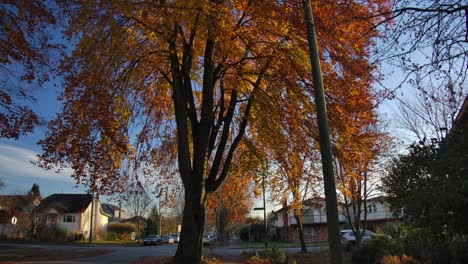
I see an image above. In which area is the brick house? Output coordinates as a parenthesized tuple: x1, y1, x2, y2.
(273, 197, 346, 242)
(273, 196, 399, 242)
(347, 196, 401, 233)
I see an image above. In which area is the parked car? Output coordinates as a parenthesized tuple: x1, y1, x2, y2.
(203, 234, 213, 245)
(340, 229, 376, 251)
(143, 234, 162, 246)
(171, 233, 180, 243)
(162, 235, 175, 244)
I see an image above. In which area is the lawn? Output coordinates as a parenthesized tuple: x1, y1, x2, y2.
(238, 241, 328, 249)
(74, 239, 144, 246)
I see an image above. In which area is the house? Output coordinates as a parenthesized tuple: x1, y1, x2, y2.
(0, 189, 42, 239)
(274, 197, 347, 242)
(273, 196, 399, 242)
(38, 194, 111, 239)
(102, 203, 126, 222)
(451, 95, 468, 133)
(352, 196, 401, 232)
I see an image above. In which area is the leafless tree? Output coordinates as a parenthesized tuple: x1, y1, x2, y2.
(395, 81, 465, 142)
(360, 0, 468, 143)
(121, 183, 152, 243)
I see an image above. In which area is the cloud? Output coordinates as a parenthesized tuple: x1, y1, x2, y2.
(0, 143, 76, 190)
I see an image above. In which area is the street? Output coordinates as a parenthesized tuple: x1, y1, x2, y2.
(0, 243, 328, 263)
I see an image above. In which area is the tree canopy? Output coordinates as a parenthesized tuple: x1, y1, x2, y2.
(36, 1, 391, 262)
(0, 1, 58, 139)
(382, 123, 468, 237)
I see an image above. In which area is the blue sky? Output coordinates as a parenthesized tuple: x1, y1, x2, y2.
(0, 77, 89, 196)
(0, 66, 405, 214)
(0, 7, 452, 208)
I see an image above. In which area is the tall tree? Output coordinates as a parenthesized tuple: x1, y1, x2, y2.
(122, 183, 152, 243)
(251, 82, 321, 253)
(396, 82, 464, 143)
(37, 1, 390, 262)
(372, 1, 468, 143)
(376, 1, 467, 90)
(0, 1, 57, 139)
(207, 144, 257, 245)
(334, 121, 390, 248)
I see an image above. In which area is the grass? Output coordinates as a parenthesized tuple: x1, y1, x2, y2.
(74, 239, 144, 246)
(238, 240, 328, 249)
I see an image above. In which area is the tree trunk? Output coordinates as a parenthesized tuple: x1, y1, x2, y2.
(216, 206, 228, 246)
(174, 186, 207, 264)
(294, 215, 308, 253)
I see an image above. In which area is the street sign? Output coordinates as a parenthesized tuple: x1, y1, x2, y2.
(253, 207, 264, 210)
(11, 216, 17, 225)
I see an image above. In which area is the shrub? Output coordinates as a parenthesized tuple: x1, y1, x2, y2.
(351, 245, 377, 264)
(396, 226, 468, 264)
(372, 234, 405, 256)
(53, 227, 68, 241)
(240, 224, 267, 242)
(243, 247, 287, 264)
(37, 224, 68, 241)
(107, 222, 137, 240)
(448, 241, 468, 264)
(381, 255, 419, 264)
(261, 247, 287, 264)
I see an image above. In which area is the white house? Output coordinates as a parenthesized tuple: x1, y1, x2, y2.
(39, 194, 111, 239)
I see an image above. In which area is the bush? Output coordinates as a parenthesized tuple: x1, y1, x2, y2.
(239, 224, 267, 242)
(394, 226, 468, 264)
(36, 224, 68, 241)
(107, 222, 137, 240)
(351, 245, 377, 264)
(448, 241, 468, 264)
(372, 235, 405, 256)
(381, 255, 419, 264)
(261, 247, 287, 264)
(52, 227, 67, 241)
(66, 231, 84, 241)
(244, 247, 287, 264)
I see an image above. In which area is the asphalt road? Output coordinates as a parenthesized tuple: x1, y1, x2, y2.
(2, 243, 327, 264)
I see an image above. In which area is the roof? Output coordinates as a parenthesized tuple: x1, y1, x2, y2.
(123, 215, 147, 222)
(39, 194, 93, 214)
(452, 95, 468, 132)
(0, 195, 29, 210)
(102, 203, 124, 217)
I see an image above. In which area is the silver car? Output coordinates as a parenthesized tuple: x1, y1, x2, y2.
(143, 234, 162, 246)
(161, 235, 175, 244)
(340, 229, 376, 251)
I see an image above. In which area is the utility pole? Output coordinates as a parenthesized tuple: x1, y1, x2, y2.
(89, 191, 94, 244)
(303, 1, 343, 263)
(262, 173, 267, 249)
(159, 199, 162, 236)
(254, 174, 268, 249)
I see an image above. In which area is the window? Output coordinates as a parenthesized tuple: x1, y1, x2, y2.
(367, 204, 377, 213)
(63, 215, 75, 223)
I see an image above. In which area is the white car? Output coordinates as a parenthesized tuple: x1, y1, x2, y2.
(340, 229, 376, 251)
(203, 234, 213, 245)
(161, 235, 175, 244)
(171, 233, 180, 243)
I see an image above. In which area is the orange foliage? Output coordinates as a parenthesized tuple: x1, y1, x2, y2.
(0, 1, 58, 139)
